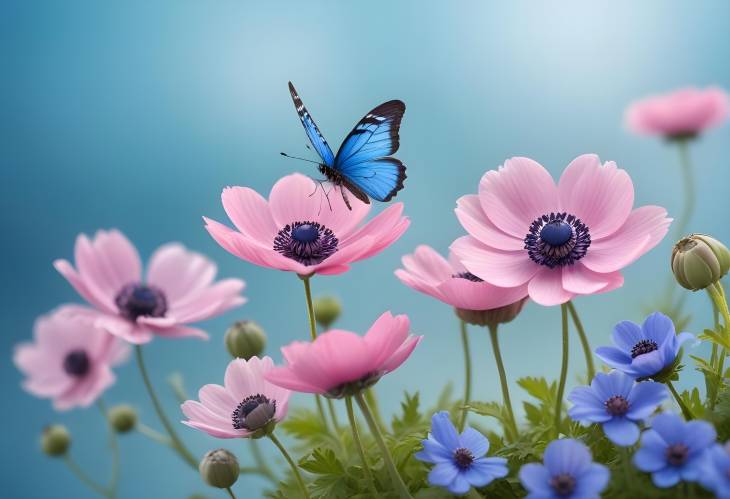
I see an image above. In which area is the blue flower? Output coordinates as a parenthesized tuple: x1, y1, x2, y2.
(568, 370, 667, 446)
(699, 442, 730, 498)
(415, 411, 508, 495)
(595, 312, 694, 379)
(519, 438, 609, 499)
(633, 412, 716, 488)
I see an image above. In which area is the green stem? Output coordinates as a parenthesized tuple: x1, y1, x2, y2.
(97, 399, 119, 498)
(554, 304, 570, 438)
(268, 433, 310, 499)
(64, 455, 113, 498)
(487, 324, 518, 439)
(249, 438, 277, 483)
(667, 381, 693, 420)
(225, 487, 236, 499)
(326, 398, 341, 432)
(708, 282, 730, 382)
(136, 422, 173, 446)
(354, 392, 413, 499)
(134, 346, 197, 469)
(458, 320, 472, 432)
(364, 387, 387, 432)
(566, 301, 595, 381)
(345, 397, 378, 497)
(674, 139, 695, 240)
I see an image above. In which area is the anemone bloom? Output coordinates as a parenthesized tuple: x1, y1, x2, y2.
(625, 86, 729, 139)
(204, 173, 409, 276)
(415, 412, 508, 495)
(700, 442, 730, 498)
(568, 370, 667, 446)
(13, 306, 129, 411)
(395, 245, 528, 325)
(181, 356, 291, 438)
(595, 312, 694, 379)
(54, 230, 246, 344)
(264, 312, 421, 397)
(451, 155, 671, 306)
(634, 412, 716, 488)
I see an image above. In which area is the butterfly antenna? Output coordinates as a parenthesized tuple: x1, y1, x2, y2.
(280, 152, 320, 165)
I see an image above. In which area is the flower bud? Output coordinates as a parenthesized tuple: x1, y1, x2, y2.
(41, 425, 71, 456)
(199, 449, 239, 488)
(455, 298, 528, 328)
(224, 321, 266, 360)
(671, 234, 730, 291)
(108, 404, 137, 433)
(313, 296, 341, 328)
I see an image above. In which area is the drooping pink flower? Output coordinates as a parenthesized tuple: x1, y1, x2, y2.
(181, 356, 291, 438)
(203, 173, 409, 276)
(265, 311, 421, 397)
(14, 305, 129, 411)
(625, 86, 729, 138)
(451, 155, 671, 306)
(54, 230, 246, 344)
(395, 245, 528, 310)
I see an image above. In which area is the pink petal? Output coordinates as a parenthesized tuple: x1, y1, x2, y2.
(198, 384, 237, 417)
(381, 335, 422, 373)
(479, 157, 559, 238)
(450, 236, 539, 287)
(96, 315, 154, 344)
(182, 420, 244, 439)
(268, 173, 370, 237)
(558, 155, 634, 239)
(75, 230, 141, 304)
(224, 358, 255, 400)
(146, 244, 218, 303)
(311, 331, 374, 387)
(527, 268, 574, 306)
(437, 279, 529, 310)
(364, 312, 411, 369)
(394, 269, 445, 303)
(221, 186, 278, 242)
(264, 367, 325, 394)
(581, 206, 671, 274)
(455, 195, 524, 251)
(311, 235, 376, 271)
(400, 245, 453, 285)
(150, 325, 209, 340)
(341, 203, 409, 256)
(53, 259, 117, 313)
(181, 400, 233, 428)
(165, 278, 245, 323)
(562, 263, 613, 294)
(54, 367, 115, 410)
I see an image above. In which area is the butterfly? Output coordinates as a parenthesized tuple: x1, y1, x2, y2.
(287, 81, 407, 210)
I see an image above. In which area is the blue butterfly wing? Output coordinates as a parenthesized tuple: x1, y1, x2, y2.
(288, 82, 335, 166)
(334, 100, 407, 202)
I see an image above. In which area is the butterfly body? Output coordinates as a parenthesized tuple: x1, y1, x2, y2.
(288, 81, 407, 210)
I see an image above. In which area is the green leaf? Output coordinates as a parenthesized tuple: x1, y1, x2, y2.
(280, 408, 329, 440)
(299, 447, 344, 475)
(391, 392, 422, 435)
(699, 327, 730, 350)
(517, 377, 556, 405)
(680, 388, 705, 418)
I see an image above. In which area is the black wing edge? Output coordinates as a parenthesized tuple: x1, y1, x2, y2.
(379, 157, 407, 202)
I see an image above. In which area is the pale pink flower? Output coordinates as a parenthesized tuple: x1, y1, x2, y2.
(181, 356, 290, 438)
(14, 305, 129, 411)
(203, 173, 409, 276)
(626, 86, 729, 138)
(54, 229, 246, 344)
(265, 311, 421, 397)
(451, 155, 671, 306)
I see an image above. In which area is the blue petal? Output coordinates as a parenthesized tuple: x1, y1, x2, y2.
(681, 420, 717, 454)
(651, 467, 681, 488)
(463, 459, 504, 487)
(642, 312, 674, 344)
(602, 418, 640, 446)
(650, 412, 684, 444)
(631, 350, 665, 378)
(447, 473, 471, 496)
(676, 331, 696, 348)
(543, 439, 591, 476)
(574, 463, 610, 496)
(459, 427, 489, 457)
(634, 438, 667, 472)
(568, 404, 612, 423)
(568, 385, 604, 407)
(416, 437, 453, 463)
(430, 411, 460, 450)
(606, 369, 634, 398)
(428, 462, 459, 487)
(612, 320, 644, 351)
(626, 381, 668, 420)
(595, 346, 632, 370)
(588, 372, 615, 401)
(519, 463, 553, 494)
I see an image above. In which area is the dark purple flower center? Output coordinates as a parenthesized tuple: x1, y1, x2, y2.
(452, 272, 484, 283)
(115, 283, 167, 321)
(666, 444, 689, 466)
(452, 447, 474, 469)
(525, 213, 591, 268)
(63, 349, 90, 377)
(549, 473, 577, 496)
(273, 221, 338, 266)
(631, 339, 658, 358)
(232, 394, 276, 431)
(605, 395, 630, 416)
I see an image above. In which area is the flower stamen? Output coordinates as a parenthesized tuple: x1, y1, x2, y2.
(524, 213, 591, 268)
(273, 221, 338, 266)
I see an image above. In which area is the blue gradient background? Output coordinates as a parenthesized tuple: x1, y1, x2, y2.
(3, 1, 730, 497)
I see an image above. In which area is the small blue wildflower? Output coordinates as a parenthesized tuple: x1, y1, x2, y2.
(415, 411, 508, 495)
(568, 370, 667, 446)
(633, 412, 716, 488)
(595, 312, 694, 379)
(519, 438, 609, 499)
(699, 442, 730, 498)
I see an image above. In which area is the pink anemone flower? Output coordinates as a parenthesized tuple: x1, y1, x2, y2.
(265, 311, 421, 398)
(54, 229, 246, 344)
(395, 245, 528, 326)
(625, 86, 729, 138)
(451, 155, 671, 307)
(203, 173, 409, 276)
(13, 305, 129, 411)
(181, 356, 291, 438)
